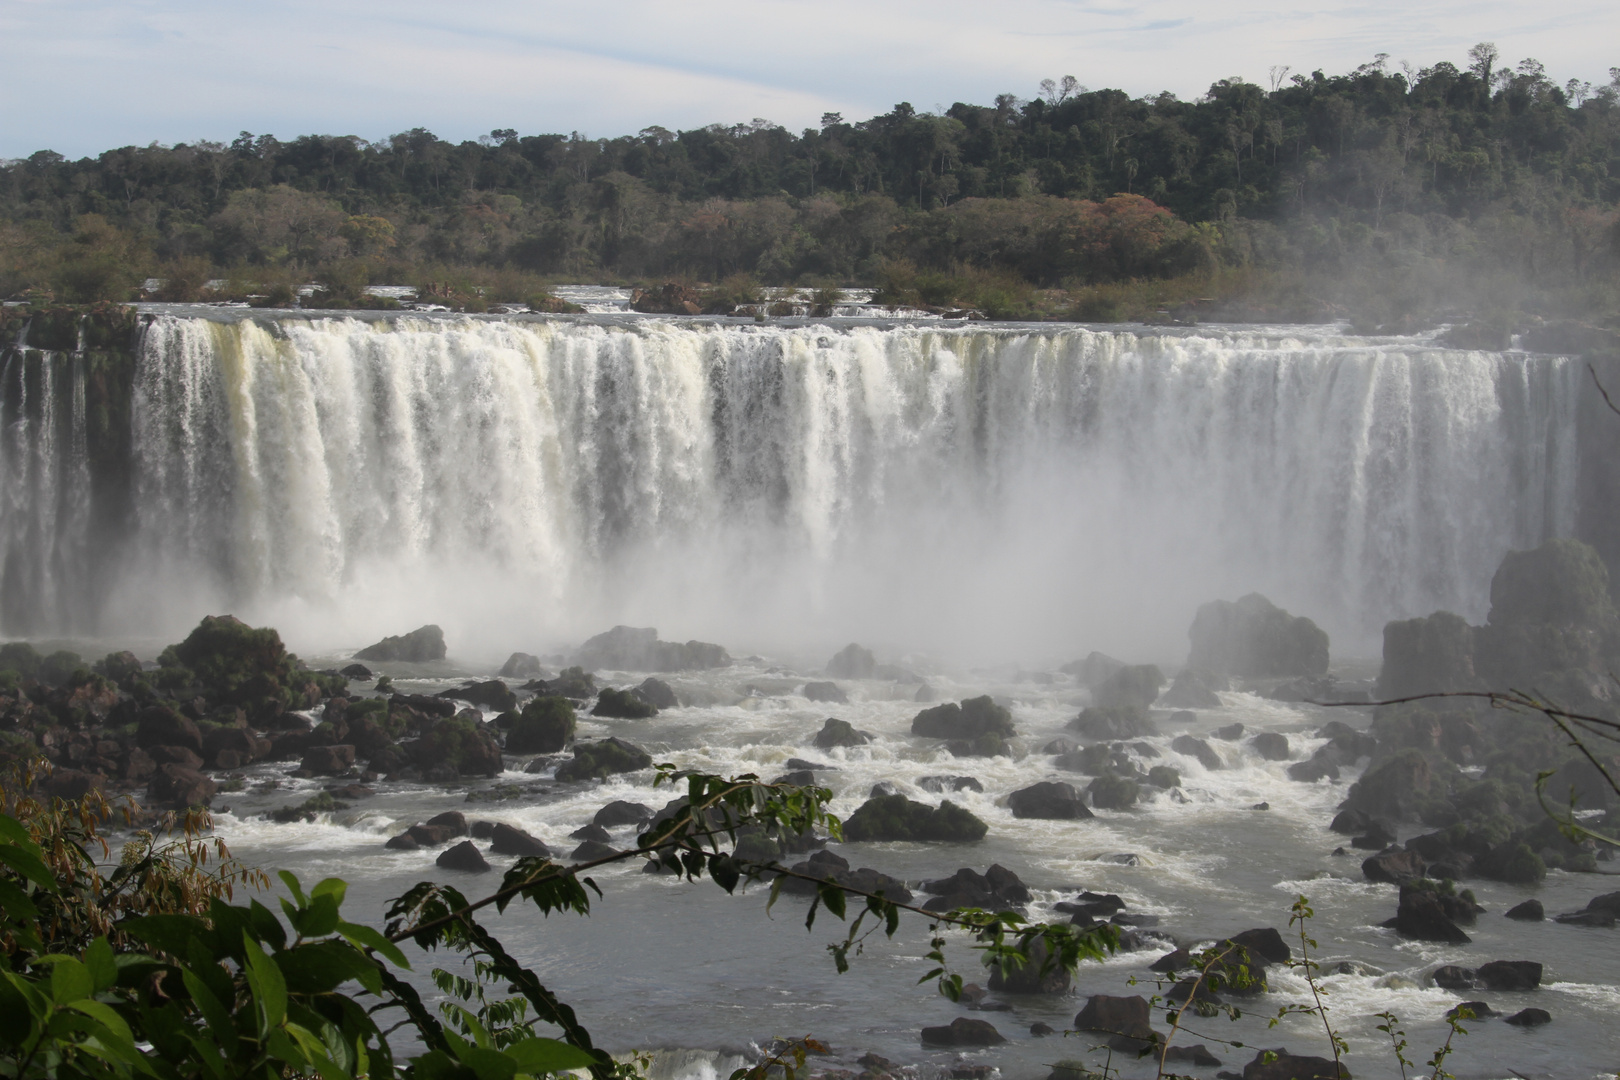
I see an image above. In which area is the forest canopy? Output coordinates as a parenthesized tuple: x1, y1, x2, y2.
(3, 47, 1619, 324)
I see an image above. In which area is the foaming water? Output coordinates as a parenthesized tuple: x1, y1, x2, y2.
(1, 313, 1581, 658)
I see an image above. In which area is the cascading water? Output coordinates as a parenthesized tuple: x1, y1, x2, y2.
(0, 311, 1584, 657)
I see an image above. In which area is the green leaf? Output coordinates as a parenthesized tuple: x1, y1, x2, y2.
(244, 933, 289, 1032)
(48, 957, 94, 1004)
(67, 998, 136, 1047)
(84, 937, 117, 992)
(249, 900, 288, 951)
(337, 920, 410, 969)
(708, 855, 741, 894)
(124, 914, 205, 958)
(293, 893, 342, 938)
(505, 1036, 600, 1073)
(182, 967, 240, 1057)
(816, 880, 847, 921)
(311, 877, 348, 908)
(278, 870, 309, 907)
(0, 843, 58, 892)
(0, 879, 38, 922)
(0, 814, 32, 846)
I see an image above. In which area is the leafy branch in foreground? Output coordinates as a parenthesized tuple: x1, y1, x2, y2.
(0, 762, 1118, 1080)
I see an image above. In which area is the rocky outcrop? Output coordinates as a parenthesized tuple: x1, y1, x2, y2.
(1061, 651, 1125, 687)
(1377, 611, 1478, 698)
(499, 652, 544, 678)
(919, 1017, 1004, 1046)
(1384, 884, 1472, 944)
(356, 624, 445, 662)
(1072, 994, 1156, 1051)
(635, 678, 678, 709)
(554, 737, 653, 782)
(826, 643, 877, 679)
(436, 840, 491, 872)
(911, 696, 1015, 741)
(813, 718, 869, 749)
(841, 795, 988, 842)
(592, 687, 658, 719)
(1238, 1050, 1348, 1080)
(1086, 774, 1139, 810)
(1092, 664, 1163, 709)
(1009, 781, 1093, 820)
(506, 696, 576, 753)
(1187, 593, 1329, 677)
(1160, 668, 1226, 708)
(1070, 706, 1154, 740)
(489, 823, 551, 858)
(802, 681, 847, 704)
(438, 680, 517, 711)
(572, 625, 730, 672)
(1170, 734, 1222, 771)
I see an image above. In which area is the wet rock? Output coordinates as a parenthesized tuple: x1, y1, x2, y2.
(1092, 664, 1163, 709)
(356, 624, 446, 663)
(1146, 765, 1181, 788)
(1188, 593, 1330, 678)
(1343, 749, 1435, 821)
(814, 718, 869, 749)
(1388, 887, 1471, 944)
(1150, 948, 1191, 972)
(869, 781, 901, 798)
(1249, 732, 1290, 761)
(499, 653, 544, 678)
(919, 1017, 1004, 1047)
(436, 840, 490, 873)
(1504, 1007, 1551, 1026)
(489, 823, 551, 857)
(1555, 891, 1620, 926)
(1163, 1045, 1222, 1067)
(469, 820, 497, 839)
(438, 680, 518, 711)
(404, 823, 458, 846)
(1448, 1000, 1494, 1019)
(413, 716, 503, 778)
(1227, 928, 1291, 965)
(1029, 1022, 1054, 1036)
(1432, 965, 1475, 989)
(1477, 960, 1541, 990)
(1505, 899, 1545, 921)
(1315, 720, 1377, 760)
(528, 667, 596, 699)
(1288, 759, 1339, 782)
(1350, 821, 1397, 849)
(136, 706, 203, 753)
(912, 696, 1015, 741)
(826, 643, 876, 679)
(555, 738, 653, 782)
(1009, 781, 1093, 819)
(1170, 734, 1222, 770)
(573, 625, 730, 672)
(635, 678, 678, 709)
(1071, 706, 1155, 740)
(570, 839, 621, 861)
(918, 775, 983, 794)
(595, 800, 654, 827)
(148, 763, 216, 808)
(203, 726, 262, 768)
(1377, 611, 1478, 698)
(570, 823, 611, 842)
(147, 745, 205, 770)
(1073, 994, 1156, 1051)
(300, 744, 356, 775)
(1086, 774, 1139, 810)
(1161, 668, 1226, 708)
(987, 937, 1070, 994)
(339, 662, 373, 680)
(841, 795, 987, 842)
(1238, 1049, 1348, 1079)
(506, 696, 576, 753)
(592, 687, 658, 719)
(803, 681, 848, 704)
(1213, 722, 1245, 740)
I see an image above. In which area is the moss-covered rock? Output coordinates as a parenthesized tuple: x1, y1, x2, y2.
(1147, 765, 1181, 788)
(1086, 774, 1140, 810)
(592, 687, 658, 719)
(813, 717, 868, 749)
(437, 680, 517, 711)
(412, 715, 502, 777)
(1488, 538, 1615, 629)
(841, 794, 988, 842)
(506, 695, 575, 753)
(355, 624, 446, 662)
(554, 737, 653, 782)
(911, 695, 1015, 740)
(1378, 611, 1478, 698)
(1070, 706, 1154, 739)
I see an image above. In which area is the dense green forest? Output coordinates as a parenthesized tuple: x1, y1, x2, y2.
(4, 45, 1619, 324)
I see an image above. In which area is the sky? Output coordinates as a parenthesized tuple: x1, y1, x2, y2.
(2, 0, 1616, 160)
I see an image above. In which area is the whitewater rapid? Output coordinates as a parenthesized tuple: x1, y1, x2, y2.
(0, 312, 1585, 660)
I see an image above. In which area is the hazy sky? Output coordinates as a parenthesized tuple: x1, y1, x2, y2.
(3, 0, 1615, 160)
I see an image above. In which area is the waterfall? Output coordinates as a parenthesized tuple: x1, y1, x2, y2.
(0, 312, 1584, 660)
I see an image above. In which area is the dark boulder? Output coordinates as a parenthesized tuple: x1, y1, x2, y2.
(136, 706, 202, 753)
(1250, 732, 1290, 761)
(384, 833, 419, 851)
(148, 764, 216, 808)
(1072, 994, 1156, 1050)
(340, 662, 373, 679)
(1071, 706, 1154, 740)
(1239, 1050, 1348, 1079)
(1187, 593, 1329, 677)
(594, 800, 654, 827)
(1432, 965, 1475, 989)
(570, 823, 611, 843)
(841, 795, 987, 842)
(635, 678, 678, 709)
(1448, 1001, 1494, 1019)
(1388, 887, 1471, 944)
(1362, 848, 1427, 885)
(439, 680, 517, 711)
(1009, 781, 1093, 820)
(1506, 899, 1545, 921)
(573, 625, 730, 672)
(1504, 1007, 1551, 1026)
(1170, 734, 1222, 770)
(1213, 722, 1245, 740)
(203, 726, 261, 768)
(919, 1017, 1004, 1047)
(499, 653, 544, 678)
(506, 696, 576, 753)
(1288, 759, 1339, 782)
(1061, 651, 1125, 687)
(1147, 765, 1181, 788)
(1487, 538, 1615, 629)
(356, 624, 445, 663)
(912, 696, 1015, 741)
(1227, 928, 1291, 965)
(1343, 749, 1436, 821)
(489, 823, 551, 858)
(1163, 1045, 1222, 1067)
(1086, 774, 1139, 810)
(1477, 960, 1541, 990)
(300, 744, 356, 775)
(813, 718, 869, 749)
(1377, 611, 1478, 699)
(529, 667, 596, 699)
(412, 716, 502, 778)
(569, 840, 621, 861)
(803, 681, 848, 704)
(826, 643, 877, 679)
(1316, 720, 1377, 760)
(436, 840, 490, 872)
(592, 687, 657, 719)
(554, 738, 653, 782)
(1150, 948, 1191, 973)
(1160, 668, 1226, 708)
(987, 937, 1070, 994)
(1092, 664, 1163, 709)
(425, 811, 469, 835)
